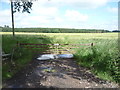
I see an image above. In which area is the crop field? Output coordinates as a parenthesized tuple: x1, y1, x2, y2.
(1, 32, 118, 39)
(1, 32, 119, 84)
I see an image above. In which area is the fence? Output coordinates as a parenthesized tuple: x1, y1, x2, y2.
(17, 42, 94, 54)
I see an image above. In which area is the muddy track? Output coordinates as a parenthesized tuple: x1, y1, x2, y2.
(2, 58, 119, 88)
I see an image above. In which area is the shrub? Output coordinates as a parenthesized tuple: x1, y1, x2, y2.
(74, 39, 120, 83)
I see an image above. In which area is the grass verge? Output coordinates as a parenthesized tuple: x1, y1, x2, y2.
(2, 35, 53, 80)
(74, 39, 120, 84)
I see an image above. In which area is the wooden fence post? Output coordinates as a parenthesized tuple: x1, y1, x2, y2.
(91, 43, 94, 46)
(16, 41, 19, 47)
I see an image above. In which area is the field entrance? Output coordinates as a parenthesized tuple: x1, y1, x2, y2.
(2, 33, 119, 88)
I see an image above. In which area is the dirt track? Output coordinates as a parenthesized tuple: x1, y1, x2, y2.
(3, 58, 119, 88)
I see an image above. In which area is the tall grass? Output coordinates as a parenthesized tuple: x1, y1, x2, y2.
(74, 39, 120, 84)
(49, 33, 119, 84)
(2, 35, 53, 80)
(2, 33, 119, 84)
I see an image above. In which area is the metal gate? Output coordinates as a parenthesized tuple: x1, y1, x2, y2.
(17, 42, 94, 54)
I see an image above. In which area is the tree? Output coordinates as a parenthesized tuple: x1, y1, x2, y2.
(4, 25, 9, 28)
(10, 0, 33, 37)
(13, 1, 33, 13)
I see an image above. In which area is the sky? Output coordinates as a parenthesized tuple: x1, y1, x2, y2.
(0, 0, 119, 31)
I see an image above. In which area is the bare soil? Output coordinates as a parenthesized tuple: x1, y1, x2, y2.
(2, 57, 119, 88)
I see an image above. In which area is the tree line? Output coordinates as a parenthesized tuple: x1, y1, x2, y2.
(2, 27, 110, 33)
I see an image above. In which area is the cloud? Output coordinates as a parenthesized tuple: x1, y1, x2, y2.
(0, 1, 60, 27)
(0, 0, 118, 30)
(65, 10, 88, 22)
(0, 10, 11, 26)
(35, 0, 108, 9)
(54, 17, 63, 23)
(1, 0, 109, 9)
(1, 0, 119, 8)
(109, 0, 119, 2)
(1, 0, 10, 3)
(32, 4, 58, 16)
(107, 7, 118, 13)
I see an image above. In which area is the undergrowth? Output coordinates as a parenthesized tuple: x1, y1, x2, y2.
(74, 39, 120, 84)
(2, 35, 53, 80)
(2, 33, 120, 85)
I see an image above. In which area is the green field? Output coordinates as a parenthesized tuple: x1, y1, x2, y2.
(1, 32, 118, 39)
(2, 32, 120, 84)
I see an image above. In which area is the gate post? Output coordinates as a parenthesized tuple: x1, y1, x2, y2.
(91, 43, 94, 46)
(54, 44, 59, 54)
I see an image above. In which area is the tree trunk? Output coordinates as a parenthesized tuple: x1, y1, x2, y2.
(11, 1, 15, 37)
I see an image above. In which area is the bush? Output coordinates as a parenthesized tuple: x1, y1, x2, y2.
(2, 35, 53, 80)
(74, 39, 120, 83)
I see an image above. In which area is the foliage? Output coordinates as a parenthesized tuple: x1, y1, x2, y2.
(12, 1, 33, 13)
(2, 27, 110, 33)
(43, 33, 119, 83)
(2, 34, 53, 80)
(74, 39, 120, 84)
(2, 33, 119, 84)
(112, 30, 120, 32)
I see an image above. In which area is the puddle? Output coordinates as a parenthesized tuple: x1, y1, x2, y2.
(37, 54, 74, 61)
(37, 54, 56, 60)
(57, 54, 73, 59)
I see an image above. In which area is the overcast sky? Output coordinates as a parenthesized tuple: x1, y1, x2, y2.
(0, 0, 119, 30)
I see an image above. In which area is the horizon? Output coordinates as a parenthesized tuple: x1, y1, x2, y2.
(2, 26, 118, 31)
